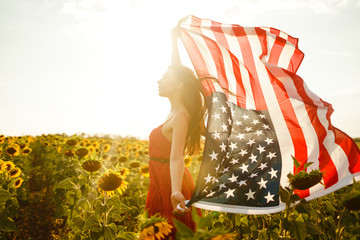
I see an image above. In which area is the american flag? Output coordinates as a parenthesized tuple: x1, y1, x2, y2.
(179, 15, 360, 214)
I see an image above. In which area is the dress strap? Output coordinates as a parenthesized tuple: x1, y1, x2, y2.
(162, 113, 177, 125)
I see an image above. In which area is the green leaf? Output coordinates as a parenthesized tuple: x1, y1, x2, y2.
(292, 156, 300, 168)
(303, 162, 314, 169)
(173, 218, 194, 238)
(54, 204, 69, 219)
(193, 208, 213, 229)
(0, 188, 13, 206)
(65, 191, 76, 205)
(279, 186, 289, 203)
(103, 223, 117, 240)
(239, 216, 249, 226)
(116, 231, 137, 240)
(258, 229, 270, 240)
(83, 214, 102, 232)
(290, 193, 300, 203)
(78, 198, 91, 211)
(55, 178, 77, 190)
(0, 211, 17, 232)
(291, 215, 307, 240)
(71, 215, 85, 230)
(305, 222, 323, 235)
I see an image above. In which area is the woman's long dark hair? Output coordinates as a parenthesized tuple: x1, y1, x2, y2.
(168, 65, 207, 156)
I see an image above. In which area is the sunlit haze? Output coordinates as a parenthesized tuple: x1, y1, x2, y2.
(1, 0, 360, 139)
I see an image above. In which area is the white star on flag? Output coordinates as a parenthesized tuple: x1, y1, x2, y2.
(268, 168, 278, 179)
(204, 173, 212, 184)
(224, 188, 236, 198)
(266, 152, 276, 159)
(212, 131, 221, 140)
(257, 178, 268, 189)
(209, 151, 218, 161)
(245, 189, 255, 200)
(239, 163, 249, 173)
(228, 174, 238, 182)
(212, 112, 221, 120)
(264, 192, 275, 203)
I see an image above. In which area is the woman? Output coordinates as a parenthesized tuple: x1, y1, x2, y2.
(145, 26, 206, 238)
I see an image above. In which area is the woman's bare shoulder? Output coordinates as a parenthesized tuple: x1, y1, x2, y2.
(172, 111, 190, 125)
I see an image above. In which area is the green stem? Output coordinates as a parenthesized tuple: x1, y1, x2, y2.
(104, 192, 107, 226)
(335, 208, 345, 240)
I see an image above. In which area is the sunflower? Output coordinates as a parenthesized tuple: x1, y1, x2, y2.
(66, 139, 78, 147)
(57, 147, 62, 154)
(75, 148, 89, 159)
(139, 221, 173, 240)
(210, 233, 237, 240)
(98, 170, 128, 196)
(22, 147, 32, 155)
(154, 222, 173, 239)
(92, 142, 100, 149)
(19, 143, 26, 149)
(140, 165, 150, 177)
(9, 168, 22, 178)
(81, 160, 102, 172)
(0, 138, 4, 144)
(118, 168, 130, 178)
(64, 150, 75, 157)
(1, 161, 15, 172)
(116, 147, 122, 154)
(109, 156, 118, 162)
(14, 178, 24, 188)
(88, 146, 95, 154)
(5, 145, 20, 157)
(118, 156, 128, 163)
(139, 225, 155, 240)
(184, 156, 192, 167)
(103, 144, 111, 153)
(129, 161, 141, 168)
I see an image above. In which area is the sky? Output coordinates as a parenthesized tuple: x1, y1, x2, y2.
(1, 0, 360, 140)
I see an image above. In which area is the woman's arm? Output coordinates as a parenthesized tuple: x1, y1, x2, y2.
(171, 26, 181, 65)
(169, 112, 190, 214)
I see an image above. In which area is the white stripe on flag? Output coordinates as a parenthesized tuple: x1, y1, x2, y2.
(187, 31, 223, 93)
(244, 27, 295, 188)
(224, 26, 256, 109)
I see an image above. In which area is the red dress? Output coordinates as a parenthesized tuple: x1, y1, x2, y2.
(145, 118, 197, 238)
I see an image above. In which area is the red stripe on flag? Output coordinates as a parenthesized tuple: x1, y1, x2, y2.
(288, 47, 304, 73)
(262, 32, 310, 197)
(268, 36, 286, 68)
(210, 21, 247, 108)
(288, 71, 339, 189)
(265, 69, 310, 198)
(180, 29, 214, 97)
(269, 27, 299, 47)
(332, 128, 360, 174)
(232, 26, 267, 110)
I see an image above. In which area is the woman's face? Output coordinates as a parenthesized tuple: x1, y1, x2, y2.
(157, 69, 182, 98)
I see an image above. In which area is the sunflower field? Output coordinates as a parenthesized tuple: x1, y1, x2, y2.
(0, 134, 360, 240)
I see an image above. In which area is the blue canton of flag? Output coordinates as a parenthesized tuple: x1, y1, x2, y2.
(187, 92, 282, 209)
